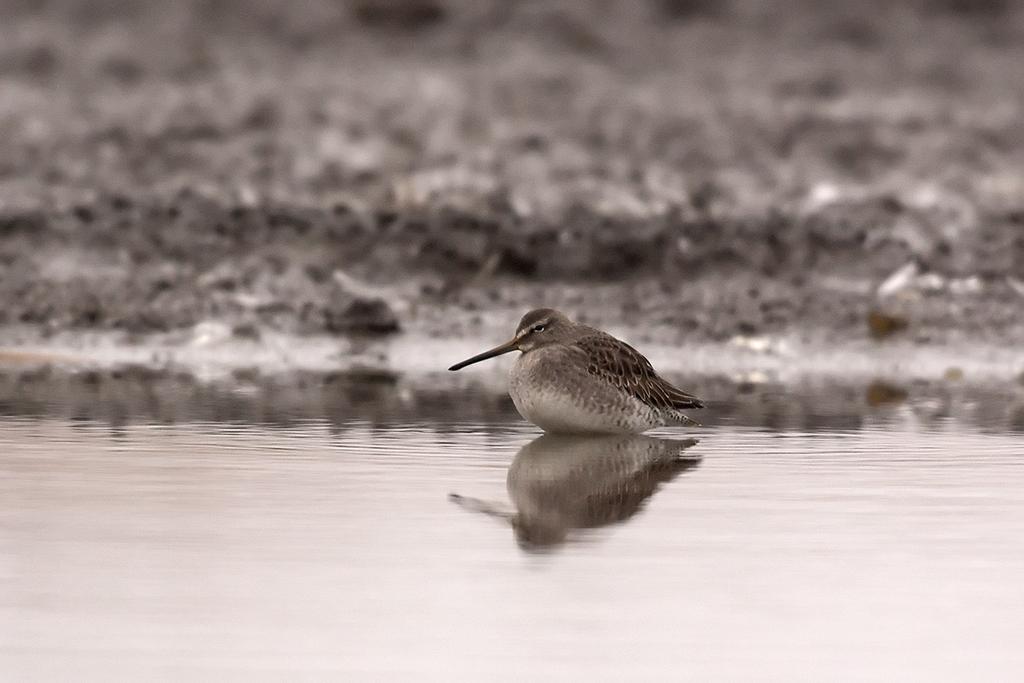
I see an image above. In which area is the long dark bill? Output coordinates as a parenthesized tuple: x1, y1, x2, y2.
(448, 339, 519, 371)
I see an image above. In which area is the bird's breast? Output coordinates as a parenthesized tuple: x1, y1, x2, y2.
(509, 348, 658, 434)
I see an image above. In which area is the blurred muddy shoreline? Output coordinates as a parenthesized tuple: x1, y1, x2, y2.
(3, 191, 1023, 344)
(1, 363, 1022, 434)
(1, 0, 1023, 372)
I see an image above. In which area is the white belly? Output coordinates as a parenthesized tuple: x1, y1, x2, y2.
(511, 383, 625, 433)
(508, 351, 660, 434)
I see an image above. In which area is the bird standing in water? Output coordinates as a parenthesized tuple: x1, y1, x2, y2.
(448, 308, 704, 433)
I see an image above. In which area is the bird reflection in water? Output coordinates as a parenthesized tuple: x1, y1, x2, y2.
(451, 434, 700, 551)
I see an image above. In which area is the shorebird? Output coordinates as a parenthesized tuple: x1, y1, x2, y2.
(448, 308, 704, 433)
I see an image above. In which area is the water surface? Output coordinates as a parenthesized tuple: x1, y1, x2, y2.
(1, 378, 1023, 680)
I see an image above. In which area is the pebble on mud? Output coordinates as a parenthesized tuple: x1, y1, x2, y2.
(231, 323, 262, 341)
(322, 297, 400, 335)
(867, 309, 909, 340)
(865, 381, 909, 406)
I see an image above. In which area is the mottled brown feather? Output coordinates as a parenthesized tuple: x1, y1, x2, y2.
(571, 334, 704, 413)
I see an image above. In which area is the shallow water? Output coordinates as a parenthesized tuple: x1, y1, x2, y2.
(1, 380, 1023, 680)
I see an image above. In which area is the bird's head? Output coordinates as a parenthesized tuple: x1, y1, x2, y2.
(448, 308, 578, 370)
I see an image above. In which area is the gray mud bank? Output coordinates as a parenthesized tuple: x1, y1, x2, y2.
(2, 0, 1023, 375)
(3, 189, 1023, 338)
(2, 191, 1022, 380)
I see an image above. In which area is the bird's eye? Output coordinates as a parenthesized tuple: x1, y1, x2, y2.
(532, 324, 546, 333)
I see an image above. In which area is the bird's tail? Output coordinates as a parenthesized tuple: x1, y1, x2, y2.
(675, 412, 702, 427)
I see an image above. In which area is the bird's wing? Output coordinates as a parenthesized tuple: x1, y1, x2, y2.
(570, 334, 704, 411)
